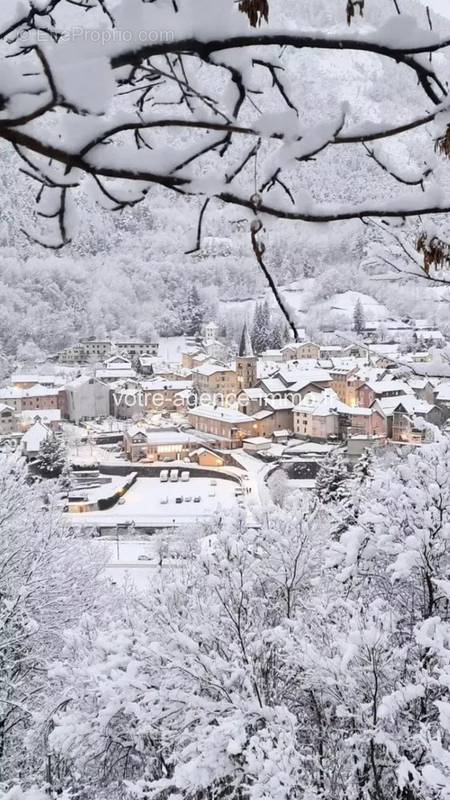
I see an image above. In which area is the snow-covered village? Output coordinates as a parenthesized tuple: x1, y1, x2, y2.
(3, 1, 450, 799)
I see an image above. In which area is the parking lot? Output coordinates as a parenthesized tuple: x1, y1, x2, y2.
(68, 475, 240, 527)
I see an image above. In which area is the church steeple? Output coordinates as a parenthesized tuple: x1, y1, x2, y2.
(236, 322, 257, 390)
(239, 322, 253, 358)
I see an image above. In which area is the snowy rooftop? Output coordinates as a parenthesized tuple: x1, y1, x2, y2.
(278, 367, 331, 386)
(366, 380, 412, 395)
(265, 398, 294, 411)
(435, 382, 450, 401)
(22, 384, 60, 397)
(141, 379, 192, 392)
(188, 405, 255, 424)
(0, 386, 23, 399)
(21, 420, 50, 451)
(95, 369, 136, 379)
(192, 363, 233, 377)
(11, 374, 62, 385)
(294, 389, 371, 417)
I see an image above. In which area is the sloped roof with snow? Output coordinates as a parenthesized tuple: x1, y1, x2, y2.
(393, 397, 436, 416)
(193, 363, 234, 377)
(188, 405, 255, 424)
(366, 380, 412, 396)
(21, 420, 50, 452)
(142, 379, 192, 392)
(294, 389, 371, 418)
(434, 382, 450, 401)
(278, 367, 331, 386)
(23, 384, 60, 398)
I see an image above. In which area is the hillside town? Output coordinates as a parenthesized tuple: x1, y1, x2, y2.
(1, 292, 450, 537)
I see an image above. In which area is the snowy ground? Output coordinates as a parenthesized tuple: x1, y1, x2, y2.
(67, 475, 239, 527)
(99, 523, 221, 590)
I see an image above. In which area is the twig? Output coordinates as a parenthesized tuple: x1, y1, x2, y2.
(250, 217, 299, 342)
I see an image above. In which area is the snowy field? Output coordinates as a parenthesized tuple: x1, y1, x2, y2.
(67, 475, 239, 527)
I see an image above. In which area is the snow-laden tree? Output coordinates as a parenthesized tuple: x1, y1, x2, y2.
(315, 448, 351, 505)
(183, 285, 205, 336)
(251, 300, 271, 353)
(16, 445, 450, 799)
(36, 434, 65, 478)
(326, 440, 450, 799)
(44, 496, 332, 799)
(352, 446, 375, 485)
(1, 0, 450, 330)
(267, 466, 289, 505)
(353, 298, 366, 334)
(0, 459, 110, 788)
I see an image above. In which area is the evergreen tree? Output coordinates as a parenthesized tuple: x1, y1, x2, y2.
(251, 300, 272, 353)
(315, 449, 350, 505)
(37, 435, 66, 478)
(261, 299, 272, 349)
(184, 286, 204, 336)
(352, 447, 374, 485)
(270, 322, 283, 349)
(251, 303, 265, 353)
(353, 299, 365, 335)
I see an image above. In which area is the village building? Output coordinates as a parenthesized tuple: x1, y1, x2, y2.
(0, 387, 24, 412)
(433, 382, 450, 416)
(293, 389, 386, 442)
(356, 379, 412, 408)
(190, 447, 227, 468)
(188, 405, 257, 448)
(10, 374, 63, 389)
(192, 363, 239, 403)
(123, 427, 202, 462)
(113, 387, 143, 420)
(21, 384, 62, 413)
(19, 409, 61, 431)
(0, 404, 17, 435)
(80, 338, 114, 361)
(115, 340, 159, 359)
(137, 355, 161, 376)
(203, 321, 220, 345)
(142, 379, 193, 412)
(283, 341, 321, 360)
(182, 347, 206, 371)
(63, 376, 111, 424)
(372, 396, 444, 441)
(21, 418, 51, 459)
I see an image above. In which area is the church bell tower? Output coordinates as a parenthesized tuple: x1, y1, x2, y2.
(236, 323, 257, 391)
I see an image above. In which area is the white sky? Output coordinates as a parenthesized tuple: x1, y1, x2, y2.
(420, 0, 450, 19)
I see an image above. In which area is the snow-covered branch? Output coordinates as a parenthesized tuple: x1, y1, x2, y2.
(0, 0, 449, 246)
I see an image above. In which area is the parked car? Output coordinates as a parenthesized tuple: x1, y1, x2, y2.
(193, 496, 201, 503)
(138, 554, 152, 561)
(160, 496, 169, 505)
(184, 496, 192, 502)
(175, 496, 183, 504)
(210, 479, 217, 486)
(118, 497, 126, 505)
